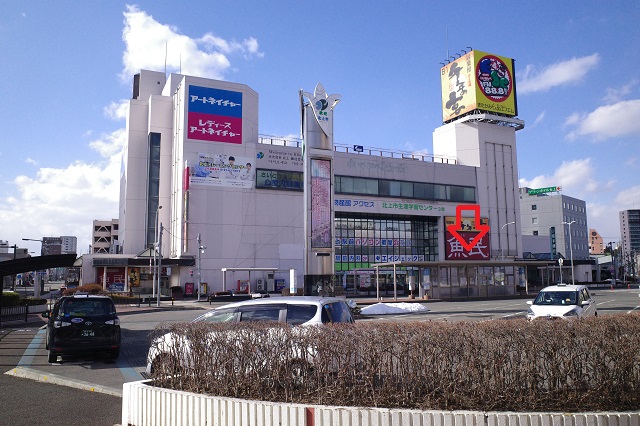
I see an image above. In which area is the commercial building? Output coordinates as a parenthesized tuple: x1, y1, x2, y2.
(589, 228, 604, 255)
(78, 49, 549, 298)
(91, 219, 119, 254)
(519, 187, 590, 283)
(619, 209, 640, 277)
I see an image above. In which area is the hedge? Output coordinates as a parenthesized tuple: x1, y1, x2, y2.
(149, 315, 640, 412)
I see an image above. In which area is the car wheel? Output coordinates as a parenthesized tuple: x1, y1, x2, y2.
(48, 351, 58, 363)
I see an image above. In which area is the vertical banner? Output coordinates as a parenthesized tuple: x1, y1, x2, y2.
(310, 158, 332, 248)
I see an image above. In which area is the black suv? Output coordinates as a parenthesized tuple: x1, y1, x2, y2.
(43, 294, 121, 363)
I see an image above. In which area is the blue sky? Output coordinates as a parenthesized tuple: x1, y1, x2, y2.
(1, 1, 639, 254)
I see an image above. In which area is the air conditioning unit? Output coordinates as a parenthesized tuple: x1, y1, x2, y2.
(256, 279, 264, 292)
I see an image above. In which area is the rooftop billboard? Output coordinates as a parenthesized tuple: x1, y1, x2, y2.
(440, 50, 517, 123)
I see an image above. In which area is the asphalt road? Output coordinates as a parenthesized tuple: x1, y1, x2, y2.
(1, 289, 639, 426)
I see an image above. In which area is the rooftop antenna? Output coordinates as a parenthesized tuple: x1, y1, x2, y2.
(445, 26, 449, 62)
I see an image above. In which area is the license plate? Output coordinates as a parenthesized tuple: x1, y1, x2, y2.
(82, 330, 95, 337)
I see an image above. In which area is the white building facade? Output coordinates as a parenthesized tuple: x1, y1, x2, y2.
(78, 69, 533, 298)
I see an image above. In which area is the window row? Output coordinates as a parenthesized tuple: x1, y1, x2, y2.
(255, 169, 476, 204)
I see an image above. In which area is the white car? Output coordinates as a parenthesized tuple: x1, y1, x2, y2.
(146, 296, 355, 375)
(526, 283, 597, 320)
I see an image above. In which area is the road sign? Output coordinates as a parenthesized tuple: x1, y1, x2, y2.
(528, 186, 561, 195)
(353, 145, 363, 153)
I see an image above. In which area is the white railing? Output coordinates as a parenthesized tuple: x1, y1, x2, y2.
(122, 379, 639, 426)
(258, 135, 457, 164)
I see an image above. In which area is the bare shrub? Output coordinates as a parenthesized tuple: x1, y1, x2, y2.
(148, 315, 640, 412)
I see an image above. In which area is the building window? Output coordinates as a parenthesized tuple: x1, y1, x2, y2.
(532, 205, 537, 210)
(334, 213, 439, 271)
(533, 231, 538, 236)
(145, 132, 161, 248)
(532, 217, 538, 225)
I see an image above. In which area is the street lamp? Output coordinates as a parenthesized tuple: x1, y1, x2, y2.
(152, 206, 162, 300)
(156, 206, 163, 307)
(196, 233, 206, 302)
(500, 221, 516, 259)
(562, 220, 576, 285)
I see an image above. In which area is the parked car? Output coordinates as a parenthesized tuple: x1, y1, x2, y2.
(43, 294, 121, 363)
(146, 296, 355, 374)
(526, 283, 597, 320)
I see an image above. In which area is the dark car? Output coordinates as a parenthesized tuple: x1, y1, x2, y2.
(43, 294, 121, 363)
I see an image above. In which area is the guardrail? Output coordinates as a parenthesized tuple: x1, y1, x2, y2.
(0, 304, 47, 326)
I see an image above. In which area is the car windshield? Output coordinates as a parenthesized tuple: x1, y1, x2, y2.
(60, 299, 114, 316)
(197, 309, 236, 323)
(533, 290, 578, 306)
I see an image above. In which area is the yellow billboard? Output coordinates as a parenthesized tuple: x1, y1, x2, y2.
(440, 50, 517, 122)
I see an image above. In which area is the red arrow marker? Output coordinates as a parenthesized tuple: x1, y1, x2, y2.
(447, 205, 490, 251)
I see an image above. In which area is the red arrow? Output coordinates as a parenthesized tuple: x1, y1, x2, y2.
(447, 204, 490, 251)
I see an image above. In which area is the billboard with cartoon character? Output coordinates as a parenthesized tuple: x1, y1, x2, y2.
(440, 50, 517, 123)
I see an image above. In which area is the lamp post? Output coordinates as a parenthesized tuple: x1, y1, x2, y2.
(156, 205, 163, 307)
(196, 233, 206, 302)
(152, 206, 162, 299)
(500, 221, 516, 259)
(562, 220, 576, 285)
(22, 238, 44, 297)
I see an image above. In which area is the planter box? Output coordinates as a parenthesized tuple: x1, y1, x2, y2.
(122, 379, 640, 426)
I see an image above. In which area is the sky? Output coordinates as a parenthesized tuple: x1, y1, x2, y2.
(1, 1, 639, 255)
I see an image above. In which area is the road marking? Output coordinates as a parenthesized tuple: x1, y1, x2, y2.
(117, 357, 143, 382)
(18, 329, 45, 367)
(627, 305, 640, 314)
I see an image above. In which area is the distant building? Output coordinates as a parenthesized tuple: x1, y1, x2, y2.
(519, 187, 590, 283)
(619, 210, 640, 254)
(589, 229, 604, 255)
(42, 237, 62, 256)
(60, 236, 77, 254)
(619, 209, 640, 277)
(91, 219, 119, 254)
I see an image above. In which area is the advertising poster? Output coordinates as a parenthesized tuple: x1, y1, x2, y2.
(128, 267, 140, 287)
(311, 159, 332, 248)
(190, 153, 255, 188)
(187, 85, 243, 144)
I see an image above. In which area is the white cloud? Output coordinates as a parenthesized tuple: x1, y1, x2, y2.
(614, 186, 640, 210)
(519, 158, 613, 194)
(120, 5, 263, 82)
(0, 130, 123, 255)
(529, 111, 545, 129)
(104, 100, 129, 120)
(25, 157, 38, 166)
(602, 80, 637, 104)
(565, 99, 640, 141)
(517, 54, 600, 95)
(519, 159, 623, 242)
